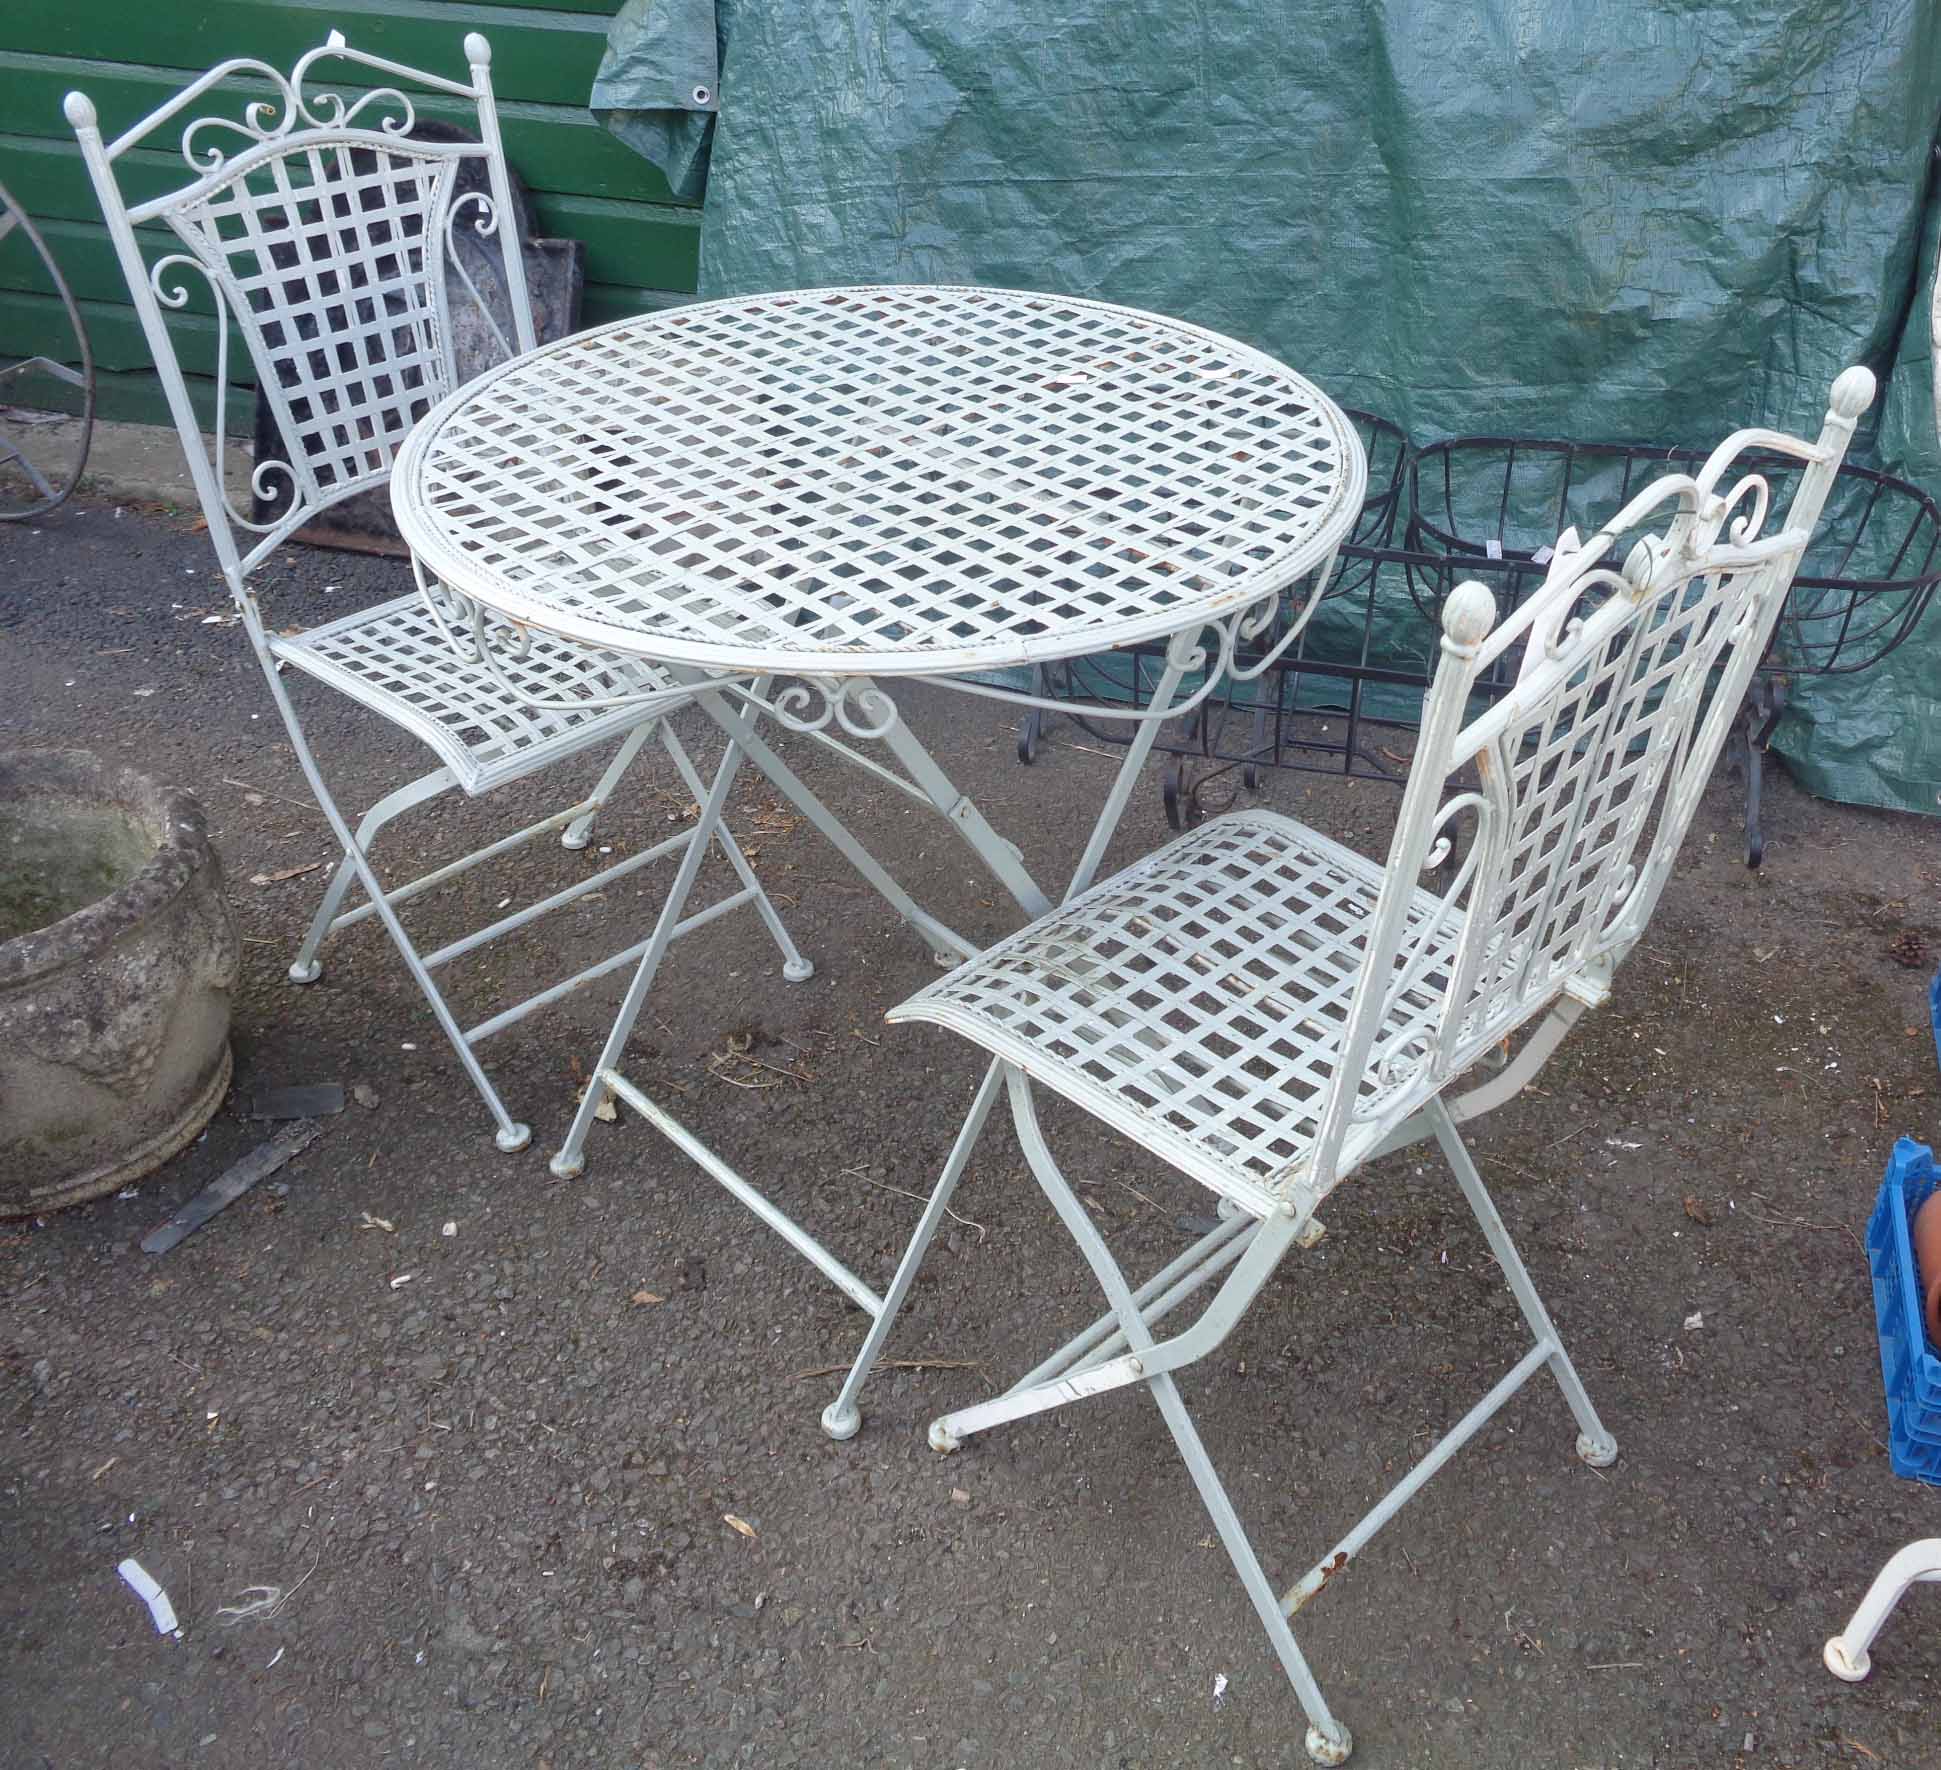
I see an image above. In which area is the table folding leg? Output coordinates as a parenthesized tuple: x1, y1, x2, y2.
(547, 657, 1193, 1316)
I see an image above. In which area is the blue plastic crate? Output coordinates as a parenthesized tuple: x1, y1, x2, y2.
(1866, 1137, 1941, 1484)
(1932, 968, 1941, 1076)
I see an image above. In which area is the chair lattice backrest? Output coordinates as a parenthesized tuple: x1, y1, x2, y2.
(66, 33, 535, 585)
(1302, 370, 1874, 1198)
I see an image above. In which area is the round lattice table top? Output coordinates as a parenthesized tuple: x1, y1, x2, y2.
(393, 285, 1367, 678)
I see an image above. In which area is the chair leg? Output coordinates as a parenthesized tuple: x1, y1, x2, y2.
(288, 854, 356, 984)
(1149, 1371, 1353, 1766)
(1425, 1098, 1617, 1466)
(549, 708, 758, 1179)
(287, 770, 452, 984)
(656, 721, 813, 982)
(560, 718, 657, 851)
(820, 1058, 1005, 1440)
(260, 670, 531, 1153)
(1823, 1539, 1941, 1681)
(945, 1071, 1354, 1764)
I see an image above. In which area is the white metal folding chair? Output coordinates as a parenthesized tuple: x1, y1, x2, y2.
(827, 369, 1875, 1761)
(67, 33, 808, 1150)
(1822, 233, 1941, 1687)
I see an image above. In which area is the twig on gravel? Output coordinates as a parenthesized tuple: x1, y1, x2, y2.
(839, 1166, 987, 1241)
(1742, 1192, 1865, 1260)
(705, 1031, 812, 1089)
(791, 1358, 984, 1382)
(215, 1587, 282, 1625)
(215, 1547, 320, 1626)
(1503, 1609, 1545, 1654)
(706, 1066, 781, 1090)
(1110, 1176, 1166, 1214)
(732, 1053, 815, 1086)
(1830, 1397, 1889, 1456)
(221, 776, 316, 814)
(1585, 1661, 1643, 1671)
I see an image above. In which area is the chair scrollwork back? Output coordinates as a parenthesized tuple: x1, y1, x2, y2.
(66, 32, 536, 585)
(1301, 368, 1875, 1198)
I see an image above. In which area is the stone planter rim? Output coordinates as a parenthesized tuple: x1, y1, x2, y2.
(0, 748, 214, 989)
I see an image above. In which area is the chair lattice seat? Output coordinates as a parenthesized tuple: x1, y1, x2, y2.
(270, 594, 690, 795)
(891, 810, 1459, 1218)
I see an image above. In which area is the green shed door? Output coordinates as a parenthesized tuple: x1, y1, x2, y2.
(0, 0, 698, 427)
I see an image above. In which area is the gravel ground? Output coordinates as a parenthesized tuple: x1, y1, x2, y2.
(4, 498, 1940, 1770)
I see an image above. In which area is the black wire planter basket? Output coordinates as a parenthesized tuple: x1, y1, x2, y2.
(1012, 409, 1417, 819)
(1407, 436, 1941, 862)
(1013, 414, 1940, 864)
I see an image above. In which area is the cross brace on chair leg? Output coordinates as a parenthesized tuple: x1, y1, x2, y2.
(282, 702, 810, 1150)
(897, 1070, 1615, 1765)
(294, 717, 661, 968)
(969, 1066, 1352, 1764)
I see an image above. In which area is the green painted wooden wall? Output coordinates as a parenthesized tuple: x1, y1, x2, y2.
(0, 0, 698, 427)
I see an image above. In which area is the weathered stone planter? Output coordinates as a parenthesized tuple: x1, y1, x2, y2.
(0, 750, 238, 1213)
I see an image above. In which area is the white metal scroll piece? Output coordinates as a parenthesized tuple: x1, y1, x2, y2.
(118, 1558, 182, 1636)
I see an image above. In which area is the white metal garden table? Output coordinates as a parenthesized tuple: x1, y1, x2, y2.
(392, 282, 1365, 1303)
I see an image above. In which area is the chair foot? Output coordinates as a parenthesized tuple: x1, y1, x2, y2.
(494, 1123, 532, 1153)
(287, 959, 322, 984)
(560, 825, 593, 851)
(928, 1417, 961, 1453)
(1576, 1431, 1618, 1468)
(1823, 1637, 1870, 1683)
(548, 1149, 585, 1179)
(820, 1402, 861, 1441)
(783, 957, 816, 983)
(1305, 1723, 1353, 1766)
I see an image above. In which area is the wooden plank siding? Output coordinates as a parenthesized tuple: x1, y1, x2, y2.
(0, 0, 697, 427)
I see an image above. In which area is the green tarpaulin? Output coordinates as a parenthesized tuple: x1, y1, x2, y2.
(594, 0, 1941, 817)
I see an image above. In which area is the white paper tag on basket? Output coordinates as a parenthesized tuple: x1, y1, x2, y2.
(1532, 545, 1555, 565)
(1485, 537, 1503, 559)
